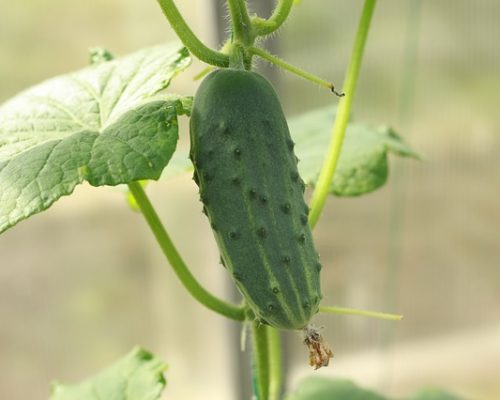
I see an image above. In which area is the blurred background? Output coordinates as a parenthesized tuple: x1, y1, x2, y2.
(0, 0, 499, 399)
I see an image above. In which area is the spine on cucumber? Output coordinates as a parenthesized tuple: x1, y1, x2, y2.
(189, 69, 322, 330)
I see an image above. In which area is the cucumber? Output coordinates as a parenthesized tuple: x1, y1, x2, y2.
(189, 69, 322, 330)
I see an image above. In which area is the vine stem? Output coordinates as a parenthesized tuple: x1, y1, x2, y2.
(252, 0, 294, 36)
(267, 327, 282, 400)
(127, 181, 246, 321)
(227, 0, 253, 46)
(251, 326, 282, 400)
(249, 46, 340, 93)
(156, 0, 229, 67)
(308, 0, 377, 228)
(252, 322, 270, 400)
(320, 305, 403, 321)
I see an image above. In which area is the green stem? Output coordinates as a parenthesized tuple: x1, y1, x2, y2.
(252, 322, 270, 400)
(380, 1, 422, 388)
(267, 327, 282, 400)
(249, 46, 341, 94)
(252, 0, 294, 36)
(193, 65, 215, 81)
(156, 0, 229, 67)
(128, 181, 245, 321)
(193, 39, 233, 80)
(227, 0, 254, 45)
(308, 0, 377, 228)
(320, 305, 403, 321)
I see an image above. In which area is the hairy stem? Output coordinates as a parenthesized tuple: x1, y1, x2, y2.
(308, 0, 377, 227)
(128, 181, 245, 321)
(252, 323, 270, 400)
(227, 0, 254, 45)
(267, 327, 282, 400)
(252, 0, 294, 36)
(156, 0, 229, 67)
(249, 46, 340, 93)
(320, 305, 403, 321)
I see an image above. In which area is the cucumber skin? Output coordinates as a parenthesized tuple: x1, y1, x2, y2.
(190, 69, 322, 330)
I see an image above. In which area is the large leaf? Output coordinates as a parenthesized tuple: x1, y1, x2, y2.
(0, 43, 191, 233)
(287, 377, 388, 400)
(51, 347, 167, 400)
(290, 106, 420, 196)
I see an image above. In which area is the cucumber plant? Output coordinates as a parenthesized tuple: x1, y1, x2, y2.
(0, 0, 439, 399)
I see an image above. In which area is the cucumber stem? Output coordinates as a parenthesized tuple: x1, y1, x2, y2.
(128, 181, 246, 321)
(308, 0, 377, 228)
(156, 0, 229, 67)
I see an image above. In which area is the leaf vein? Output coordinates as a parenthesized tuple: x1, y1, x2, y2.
(104, 53, 149, 125)
(28, 96, 93, 131)
(96, 62, 118, 124)
(69, 76, 104, 128)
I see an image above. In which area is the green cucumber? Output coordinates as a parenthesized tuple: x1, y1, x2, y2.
(189, 69, 322, 330)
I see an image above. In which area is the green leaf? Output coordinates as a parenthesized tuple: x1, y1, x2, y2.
(289, 106, 420, 196)
(287, 377, 388, 400)
(408, 388, 465, 400)
(0, 43, 191, 233)
(51, 347, 167, 400)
